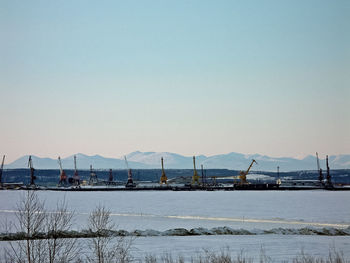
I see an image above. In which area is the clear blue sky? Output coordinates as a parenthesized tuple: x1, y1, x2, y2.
(1, 0, 349, 162)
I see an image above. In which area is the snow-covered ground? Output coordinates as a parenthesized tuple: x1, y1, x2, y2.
(2, 235, 349, 261)
(129, 235, 350, 261)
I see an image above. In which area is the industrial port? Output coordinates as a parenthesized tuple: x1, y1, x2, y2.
(0, 152, 349, 191)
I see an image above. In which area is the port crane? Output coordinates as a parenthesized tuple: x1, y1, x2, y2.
(58, 156, 67, 186)
(73, 155, 80, 186)
(0, 155, 5, 187)
(89, 165, 98, 185)
(236, 159, 257, 185)
(28, 155, 36, 185)
(316, 152, 323, 183)
(124, 156, 135, 187)
(192, 156, 200, 185)
(160, 157, 168, 185)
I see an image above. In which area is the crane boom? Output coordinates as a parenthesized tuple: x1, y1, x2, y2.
(0, 155, 5, 186)
(316, 152, 320, 171)
(0, 155, 5, 170)
(58, 156, 63, 173)
(316, 152, 323, 183)
(238, 159, 257, 184)
(245, 159, 257, 174)
(124, 156, 129, 170)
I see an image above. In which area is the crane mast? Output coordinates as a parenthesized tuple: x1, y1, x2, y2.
(73, 155, 80, 185)
(316, 152, 323, 183)
(192, 156, 200, 185)
(160, 157, 168, 185)
(108, 169, 113, 184)
(58, 156, 63, 173)
(0, 155, 5, 187)
(326, 155, 332, 186)
(201, 164, 206, 186)
(74, 155, 77, 174)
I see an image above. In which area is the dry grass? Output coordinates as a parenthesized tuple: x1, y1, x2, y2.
(143, 247, 349, 263)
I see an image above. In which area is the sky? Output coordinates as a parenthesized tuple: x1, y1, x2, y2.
(1, 0, 349, 163)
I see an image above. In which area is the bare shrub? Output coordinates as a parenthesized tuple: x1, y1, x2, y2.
(259, 247, 271, 263)
(195, 247, 235, 263)
(292, 247, 349, 263)
(144, 254, 157, 263)
(87, 204, 133, 263)
(3, 191, 79, 263)
(45, 197, 80, 263)
(327, 246, 347, 263)
(6, 190, 47, 263)
(235, 249, 253, 263)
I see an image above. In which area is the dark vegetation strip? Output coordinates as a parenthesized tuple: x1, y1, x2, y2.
(1, 226, 350, 241)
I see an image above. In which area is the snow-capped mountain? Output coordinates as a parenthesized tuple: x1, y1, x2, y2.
(4, 152, 350, 171)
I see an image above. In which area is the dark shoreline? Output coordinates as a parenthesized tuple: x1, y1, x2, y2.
(2, 226, 350, 241)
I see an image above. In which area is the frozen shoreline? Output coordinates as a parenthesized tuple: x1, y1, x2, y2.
(1, 226, 350, 241)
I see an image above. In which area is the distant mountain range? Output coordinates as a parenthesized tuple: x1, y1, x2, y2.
(4, 152, 350, 171)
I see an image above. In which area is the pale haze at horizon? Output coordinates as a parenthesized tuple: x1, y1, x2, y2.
(0, 0, 349, 162)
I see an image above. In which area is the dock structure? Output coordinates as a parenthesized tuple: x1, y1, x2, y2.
(28, 183, 283, 192)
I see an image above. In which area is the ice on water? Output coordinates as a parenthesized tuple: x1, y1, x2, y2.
(0, 190, 349, 259)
